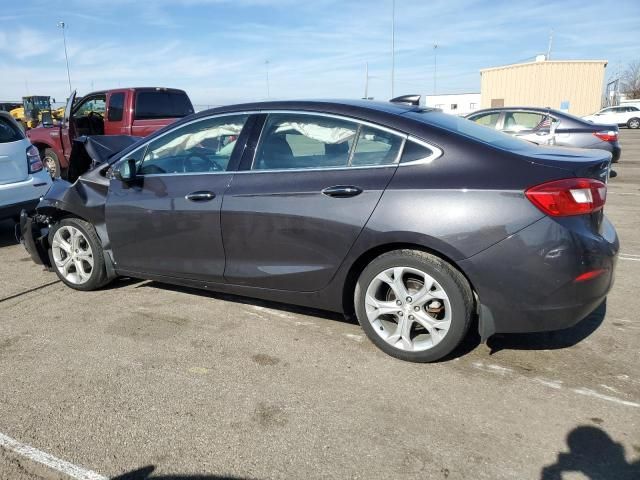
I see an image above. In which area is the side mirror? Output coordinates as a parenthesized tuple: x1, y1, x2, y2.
(113, 158, 137, 182)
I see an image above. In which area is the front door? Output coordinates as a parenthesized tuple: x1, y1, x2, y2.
(105, 113, 251, 281)
(222, 112, 404, 292)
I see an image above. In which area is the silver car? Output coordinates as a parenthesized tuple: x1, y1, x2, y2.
(466, 107, 621, 162)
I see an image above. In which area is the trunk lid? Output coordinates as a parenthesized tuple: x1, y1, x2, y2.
(521, 145, 611, 183)
(0, 139, 29, 185)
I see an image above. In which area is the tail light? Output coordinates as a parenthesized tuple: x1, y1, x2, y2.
(525, 178, 606, 216)
(26, 145, 43, 173)
(593, 130, 618, 142)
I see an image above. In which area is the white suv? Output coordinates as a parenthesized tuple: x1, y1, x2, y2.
(0, 112, 52, 221)
(583, 105, 640, 129)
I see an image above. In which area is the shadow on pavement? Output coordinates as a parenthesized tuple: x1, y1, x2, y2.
(541, 425, 640, 479)
(487, 300, 607, 355)
(0, 220, 19, 248)
(136, 280, 351, 325)
(112, 465, 254, 479)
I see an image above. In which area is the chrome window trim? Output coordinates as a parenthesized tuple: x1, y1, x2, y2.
(112, 109, 444, 178)
(399, 136, 443, 166)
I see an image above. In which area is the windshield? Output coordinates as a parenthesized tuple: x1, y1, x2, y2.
(406, 111, 534, 151)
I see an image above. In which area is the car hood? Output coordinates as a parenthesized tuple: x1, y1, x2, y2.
(67, 135, 141, 183)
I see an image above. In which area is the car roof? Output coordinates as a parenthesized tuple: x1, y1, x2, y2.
(198, 99, 422, 117)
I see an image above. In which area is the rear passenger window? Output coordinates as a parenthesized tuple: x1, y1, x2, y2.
(253, 114, 357, 170)
(0, 117, 23, 143)
(400, 140, 434, 164)
(107, 93, 125, 122)
(350, 126, 403, 166)
(253, 114, 404, 171)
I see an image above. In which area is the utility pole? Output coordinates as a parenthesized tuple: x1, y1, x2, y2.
(58, 21, 72, 94)
(364, 62, 369, 99)
(546, 29, 553, 60)
(391, 0, 395, 98)
(433, 44, 438, 95)
(265, 60, 270, 99)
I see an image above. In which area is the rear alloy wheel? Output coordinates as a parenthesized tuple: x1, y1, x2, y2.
(48, 218, 109, 291)
(355, 250, 473, 362)
(43, 148, 61, 178)
(628, 117, 640, 129)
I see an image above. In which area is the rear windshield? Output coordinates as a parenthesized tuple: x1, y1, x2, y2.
(134, 91, 194, 120)
(0, 116, 24, 143)
(406, 111, 533, 151)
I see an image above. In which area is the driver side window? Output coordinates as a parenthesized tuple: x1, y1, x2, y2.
(139, 114, 249, 175)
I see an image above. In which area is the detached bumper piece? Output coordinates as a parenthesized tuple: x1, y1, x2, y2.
(19, 209, 51, 267)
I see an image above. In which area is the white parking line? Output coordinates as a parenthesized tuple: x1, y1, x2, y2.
(620, 255, 640, 262)
(0, 432, 107, 480)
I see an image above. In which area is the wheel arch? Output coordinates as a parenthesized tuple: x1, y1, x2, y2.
(341, 242, 478, 319)
(33, 207, 116, 280)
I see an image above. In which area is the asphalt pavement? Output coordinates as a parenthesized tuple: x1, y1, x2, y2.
(0, 130, 639, 480)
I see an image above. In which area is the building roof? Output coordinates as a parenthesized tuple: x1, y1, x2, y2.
(480, 59, 608, 74)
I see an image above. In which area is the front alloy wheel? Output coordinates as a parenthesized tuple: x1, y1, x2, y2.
(52, 225, 94, 284)
(48, 217, 110, 291)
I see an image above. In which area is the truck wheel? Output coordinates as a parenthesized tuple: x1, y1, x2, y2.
(42, 148, 61, 178)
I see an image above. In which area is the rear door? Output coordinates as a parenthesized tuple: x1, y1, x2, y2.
(131, 89, 195, 137)
(106, 113, 251, 281)
(221, 112, 404, 291)
(0, 115, 28, 185)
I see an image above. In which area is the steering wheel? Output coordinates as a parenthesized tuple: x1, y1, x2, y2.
(87, 111, 103, 120)
(183, 152, 223, 173)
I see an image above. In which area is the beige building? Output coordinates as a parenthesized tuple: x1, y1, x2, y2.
(480, 59, 607, 117)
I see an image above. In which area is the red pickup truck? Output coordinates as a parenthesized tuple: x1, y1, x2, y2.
(27, 87, 194, 178)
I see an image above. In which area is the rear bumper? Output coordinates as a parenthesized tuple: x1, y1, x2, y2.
(460, 215, 619, 336)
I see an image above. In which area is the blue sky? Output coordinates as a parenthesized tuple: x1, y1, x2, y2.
(1, 0, 639, 106)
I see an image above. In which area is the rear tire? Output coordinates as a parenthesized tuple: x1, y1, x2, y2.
(48, 218, 110, 291)
(42, 148, 61, 179)
(627, 117, 640, 129)
(354, 249, 473, 362)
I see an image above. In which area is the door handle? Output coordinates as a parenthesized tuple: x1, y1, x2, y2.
(321, 185, 363, 198)
(185, 191, 216, 202)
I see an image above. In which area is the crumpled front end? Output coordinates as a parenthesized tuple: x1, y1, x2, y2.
(19, 208, 52, 267)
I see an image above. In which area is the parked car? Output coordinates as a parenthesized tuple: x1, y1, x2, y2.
(583, 105, 640, 129)
(0, 112, 51, 222)
(466, 107, 621, 162)
(26, 87, 194, 178)
(20, 100, 618, 362)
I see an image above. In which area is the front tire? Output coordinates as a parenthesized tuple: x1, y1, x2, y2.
(354, 250, 473, 362)
(627, 117, 640, 129)
(48, 218, 110, 291)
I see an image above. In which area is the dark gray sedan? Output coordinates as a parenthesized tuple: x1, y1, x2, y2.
(466, 107, 621, 162)
(20, 100, 618, 362)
